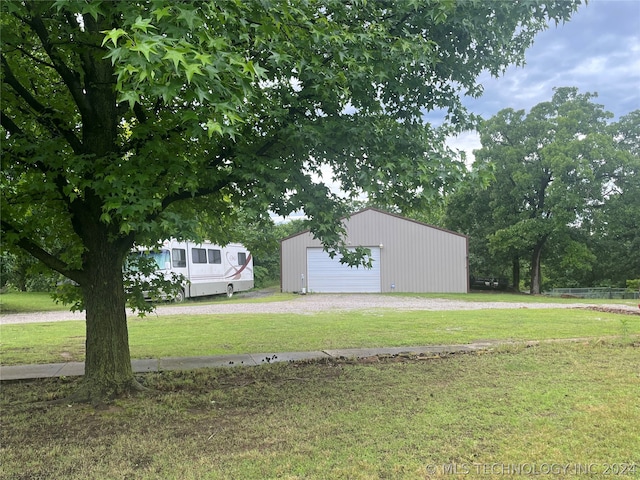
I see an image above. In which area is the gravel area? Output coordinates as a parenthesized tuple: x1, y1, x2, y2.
(1, 293, 637, 325)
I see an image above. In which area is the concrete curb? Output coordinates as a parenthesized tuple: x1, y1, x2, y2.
(8, 337, 622, 382)
(1, 343, 504, 382)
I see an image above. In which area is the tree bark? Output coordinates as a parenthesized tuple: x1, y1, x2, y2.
(530, 243, 544, 294)
(74, 236, 137, 403)
(512, 256, 520, 292)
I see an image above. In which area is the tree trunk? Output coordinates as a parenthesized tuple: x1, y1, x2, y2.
(74, 238, 137, 403)
(530, 243, 544, 294)
(512, 256, 520, 292)
(69, 25, 139, 402)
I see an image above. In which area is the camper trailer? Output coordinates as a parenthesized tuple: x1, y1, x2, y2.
(136, 240, 253, 301)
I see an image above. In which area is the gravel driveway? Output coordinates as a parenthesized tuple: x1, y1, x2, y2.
(2, 293, 635, 325)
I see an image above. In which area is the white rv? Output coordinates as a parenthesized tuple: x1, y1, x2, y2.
(136, 240, 254, 301)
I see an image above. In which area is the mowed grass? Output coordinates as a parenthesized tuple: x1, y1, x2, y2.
(1, 308, 638, 365)
(403, 291, 639, 306)
(0, 291, 72, 314)
(1, 342, 638, 479)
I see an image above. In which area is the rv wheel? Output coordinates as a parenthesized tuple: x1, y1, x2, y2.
(174, 289, 185, 303)
(226, 284, 234, 298)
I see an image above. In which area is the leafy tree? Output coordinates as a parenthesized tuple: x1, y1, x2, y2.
(443, 174, 517, 285)
(468, 88, 633, 294)
(1, 0, 581, 401)
(587, 110, 640, 286)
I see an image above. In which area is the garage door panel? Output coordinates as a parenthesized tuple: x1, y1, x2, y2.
(307, 247, 380, 293)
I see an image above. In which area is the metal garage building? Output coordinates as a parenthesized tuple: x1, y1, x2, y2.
(280, 208, 469, 293)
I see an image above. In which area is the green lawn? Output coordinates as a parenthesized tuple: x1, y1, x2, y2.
(401, 291, 639, 306)
(1, 308, 638, 365)
(1, 342, 638, 479)
(0, 291, 72, 313)
(2, 293, 638, 479)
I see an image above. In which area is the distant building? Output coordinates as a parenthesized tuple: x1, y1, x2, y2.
(280, 208, 468, 293)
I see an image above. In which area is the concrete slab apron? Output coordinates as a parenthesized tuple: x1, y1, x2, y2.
(1, 343, 498, 381)
(249, 351, 331, 365)
(0, 362, 84, 381)
(159, 354, 257, 371)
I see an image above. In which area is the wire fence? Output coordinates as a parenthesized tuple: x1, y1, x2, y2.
(546, 287, 639, 299)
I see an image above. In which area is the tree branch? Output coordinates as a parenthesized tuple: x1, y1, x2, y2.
(133, 102, 148, 124)
(0, 110, 24, 137)
(1, 220, 84, 284)
(1, 42, 57, 70)
(1, 55, 83, 153)
(22, 4, 92, 117)
(160, 179, 230, 213)
(1, 114, 77, 212)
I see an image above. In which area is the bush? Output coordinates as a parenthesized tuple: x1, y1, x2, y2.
(626, 279, 640, 291)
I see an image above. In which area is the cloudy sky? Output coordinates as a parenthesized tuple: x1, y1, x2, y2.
(448, 0, 640, 161)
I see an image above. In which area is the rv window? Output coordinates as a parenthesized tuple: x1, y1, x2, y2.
(172, 249, 186, 268)
(192, 248, 207, 264)
(237, 252, 247, 266)
(145, 250, 170, 270)
(208, 249, 222, 264)
(128, 249, 171, 271)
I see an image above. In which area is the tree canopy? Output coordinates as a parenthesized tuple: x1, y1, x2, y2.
(446, 88, 639, 293)
(1, 0, 581, 401)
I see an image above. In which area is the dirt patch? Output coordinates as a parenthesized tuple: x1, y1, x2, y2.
(237, 286, 280, 299)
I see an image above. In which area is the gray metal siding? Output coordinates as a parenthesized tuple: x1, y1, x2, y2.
(280, 208, 468, 293)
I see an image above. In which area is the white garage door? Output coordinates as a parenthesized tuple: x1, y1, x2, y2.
(307, 247, 381, 293)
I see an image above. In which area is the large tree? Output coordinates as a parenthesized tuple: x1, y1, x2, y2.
(469, 88, 635, 294)
(1, 0, 581, 401)
(443, 171, 515, 286)
(587, 110, 640, 286)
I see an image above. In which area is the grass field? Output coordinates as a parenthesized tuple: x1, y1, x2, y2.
(1, 342, 638, 479)
(1, 308, 638, 365)
(2, 292, 638, 479)
(0, 291, 72, 313)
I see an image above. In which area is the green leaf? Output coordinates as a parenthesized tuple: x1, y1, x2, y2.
(152, 6, 173, 21)
(101, 29, 128, 47)
(130, 40, 157, 62)
(118, 90, 141, 109)
(131, 16, 156, 33)
(80, 1, 105, 21)
(103, 46, 124, 65)
(162, 48, 186, 71)
(177, 7, 200, 29)
(205, 119, 224, 138)
(194, 52, 213, 66)
(184, 63, 203, 83)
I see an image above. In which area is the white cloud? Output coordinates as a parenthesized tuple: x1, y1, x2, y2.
(447, 131, 481, 168)
(462, 0, 640, 120)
